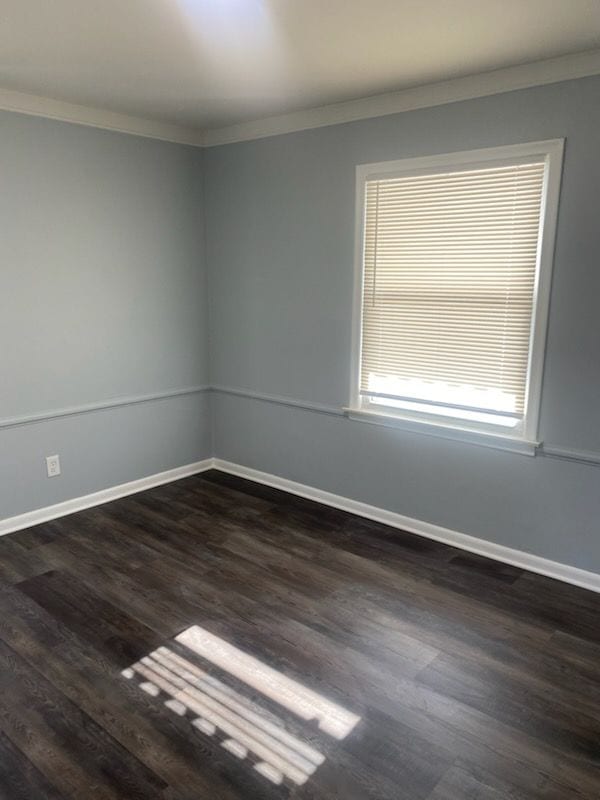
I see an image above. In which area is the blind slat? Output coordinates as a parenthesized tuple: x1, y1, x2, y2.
(360, 160, 546, 416)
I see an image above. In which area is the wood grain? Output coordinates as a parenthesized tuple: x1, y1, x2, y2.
(0, 469, 597, 798)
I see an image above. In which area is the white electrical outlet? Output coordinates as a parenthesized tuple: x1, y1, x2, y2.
(46, 454, 61, 477)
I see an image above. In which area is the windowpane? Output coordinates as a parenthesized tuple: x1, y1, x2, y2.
(360, 160, 546, 424)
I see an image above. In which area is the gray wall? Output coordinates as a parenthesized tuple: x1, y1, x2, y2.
(3, 77, 600, 573)
(205, 76, 600, 573)
(1, 111, 210, 519)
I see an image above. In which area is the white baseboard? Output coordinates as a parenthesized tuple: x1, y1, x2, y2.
(0, 458, 214, 537)
(213, 458, 600, 594)
(3, 454, 598, 595)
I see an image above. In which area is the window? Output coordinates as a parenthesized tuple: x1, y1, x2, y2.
(350, 140, 563, 452)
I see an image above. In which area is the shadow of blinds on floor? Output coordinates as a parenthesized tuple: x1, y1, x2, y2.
(122, 624, 360, 787)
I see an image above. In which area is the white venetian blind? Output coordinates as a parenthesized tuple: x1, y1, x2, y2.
(360, 160, 547, 421)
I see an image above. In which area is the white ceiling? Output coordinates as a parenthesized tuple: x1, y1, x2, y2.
(2, 0, 600, 132)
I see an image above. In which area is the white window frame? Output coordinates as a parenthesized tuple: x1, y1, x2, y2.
(348, 139, 564, 455)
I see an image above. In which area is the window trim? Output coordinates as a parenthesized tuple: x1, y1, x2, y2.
(348, 139, 565, 449)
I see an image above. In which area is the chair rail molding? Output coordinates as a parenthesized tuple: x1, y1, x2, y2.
(0, 386, 210, 430)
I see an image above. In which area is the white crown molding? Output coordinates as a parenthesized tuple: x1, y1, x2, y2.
(0, 458, 214, 537)
(0, 86, 204, 147)
(2, 49, 600, 148)
(202, 48, 600, 146)
(213, 459, 600, 594)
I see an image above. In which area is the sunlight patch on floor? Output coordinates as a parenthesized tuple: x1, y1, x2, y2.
(176, 624, 360, 739)
(121, 624, 360, 787)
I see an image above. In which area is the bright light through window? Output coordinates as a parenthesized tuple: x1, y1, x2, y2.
(352, 140, 564, 441)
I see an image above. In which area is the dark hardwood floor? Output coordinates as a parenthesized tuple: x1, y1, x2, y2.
(0, 469, 599, 799)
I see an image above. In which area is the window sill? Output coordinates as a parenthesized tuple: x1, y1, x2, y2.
(344, 407, 539, 456)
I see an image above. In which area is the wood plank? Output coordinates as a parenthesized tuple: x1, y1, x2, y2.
(0, 469, 597, 799)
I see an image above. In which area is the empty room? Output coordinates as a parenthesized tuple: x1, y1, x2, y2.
(1, 2, 600, 798)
